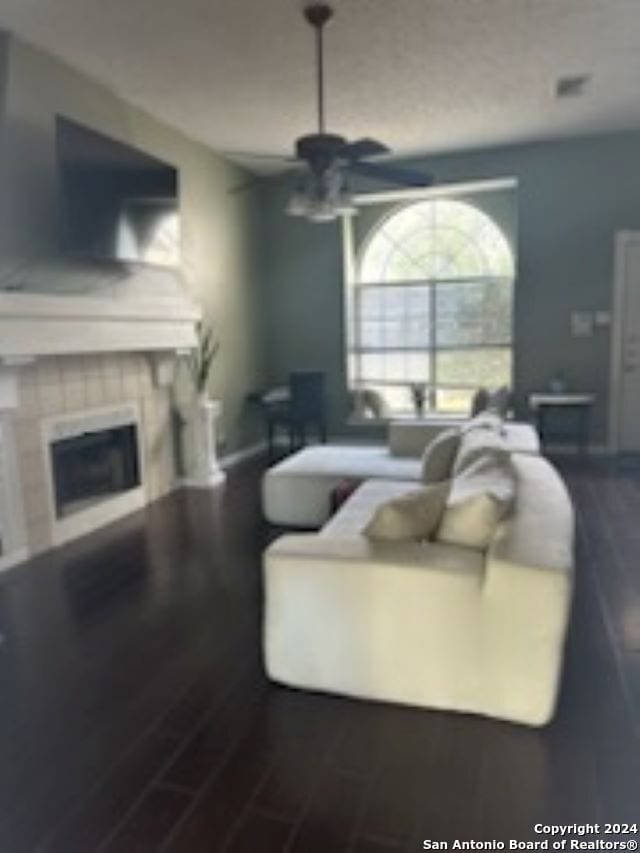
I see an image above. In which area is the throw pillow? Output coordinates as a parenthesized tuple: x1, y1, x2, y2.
(420, 428, 461, 484)
(453, 427, 511, 476)
(436, 453, 516, 550)
(364, 482, 451, 542)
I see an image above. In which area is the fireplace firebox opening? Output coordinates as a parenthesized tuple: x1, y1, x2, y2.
(50, 423, 140, 519)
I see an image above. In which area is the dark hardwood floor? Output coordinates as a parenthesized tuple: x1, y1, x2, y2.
(0, 456, 638, 852)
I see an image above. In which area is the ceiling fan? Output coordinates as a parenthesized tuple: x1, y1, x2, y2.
(239, 1, 432, 221)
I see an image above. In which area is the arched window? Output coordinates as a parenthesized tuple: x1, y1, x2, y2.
(349, 199, 514, 415)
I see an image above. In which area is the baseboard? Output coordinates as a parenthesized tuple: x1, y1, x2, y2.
(180, 471, 227, 490)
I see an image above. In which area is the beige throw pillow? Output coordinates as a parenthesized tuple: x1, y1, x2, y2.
(421, 428, 461, 484)
(436, 454, 516, 550)
(364, 482, 451, 542)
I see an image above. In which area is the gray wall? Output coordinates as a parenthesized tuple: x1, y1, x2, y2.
(260, 132, 640, 443)
(0, 33, 9, 188)
(0, 35, 266, 453)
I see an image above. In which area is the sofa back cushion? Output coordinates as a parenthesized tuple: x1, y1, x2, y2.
(453, 425, 511, 477)
(364, 482, 450, 542)
(436, 453, 516, 550)
(486, 453, 574, 577)
(421, 428, 461, 484)
(461, 411, 504, 435)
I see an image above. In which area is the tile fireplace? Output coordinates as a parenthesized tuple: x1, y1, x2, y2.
(0, 278, 200, 569)
(1, 354, 177, 561)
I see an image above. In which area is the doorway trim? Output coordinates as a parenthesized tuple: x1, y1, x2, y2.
(609, 230, 640, 454)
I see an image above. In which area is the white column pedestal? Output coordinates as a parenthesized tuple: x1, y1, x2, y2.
(182, 397, 226, 489)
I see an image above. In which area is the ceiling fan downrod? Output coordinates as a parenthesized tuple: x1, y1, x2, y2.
(304, 2, 334, 134)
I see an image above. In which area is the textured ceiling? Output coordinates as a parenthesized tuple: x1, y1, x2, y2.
(1, 0, 640, 169)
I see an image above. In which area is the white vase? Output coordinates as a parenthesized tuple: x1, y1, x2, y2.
(184, 396, 226, 488)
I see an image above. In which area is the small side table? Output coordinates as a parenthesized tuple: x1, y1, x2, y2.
(529, 393, 595, 454)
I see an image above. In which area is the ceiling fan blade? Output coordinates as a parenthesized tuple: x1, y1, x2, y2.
(343, 138, 390, 160)
(225, 150, 295, 163)
(348, 160, 432, 188)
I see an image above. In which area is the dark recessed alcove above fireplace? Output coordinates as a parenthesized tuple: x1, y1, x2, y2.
(50, 424, 140, 519)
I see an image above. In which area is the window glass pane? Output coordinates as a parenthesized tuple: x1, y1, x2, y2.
(359, 287, 386, 319)
(405, 318, 429, 348)
(380, 287, 404, 318)
(381, 320, 406, 349)
(436, 348, 512, 387)
(359, 322, 383, 349)
(356, 350, 432, 384)
(360, 352, 386, 380)
(436, 279, 512, 346)
(405, 351, 431, 382)
(357, 285, 431, 350)
(406, 285, 431, 315)
(359, 199, 514, 283)
(436, 388, 475, 414)
(384, 352, 409, 382)
(356, 384, 412, 415)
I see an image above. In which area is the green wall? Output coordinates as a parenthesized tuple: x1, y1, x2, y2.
(0, 35, 266, 453)
(260, 132, 640, 443)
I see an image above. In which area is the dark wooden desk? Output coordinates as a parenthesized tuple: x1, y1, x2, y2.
(529, 393, 595, 454)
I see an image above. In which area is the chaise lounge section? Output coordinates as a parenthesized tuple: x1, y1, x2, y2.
(263, 419, 540, 529)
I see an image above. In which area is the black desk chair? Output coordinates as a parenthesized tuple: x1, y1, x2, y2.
(260, 371, 326, 460)
(288, 370, 327, 450)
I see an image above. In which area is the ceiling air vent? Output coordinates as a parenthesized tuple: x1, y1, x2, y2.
(556, 74, 591, 98)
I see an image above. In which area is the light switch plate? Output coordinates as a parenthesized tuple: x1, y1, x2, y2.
(571, 311, 593, 337)
(594, 311, 611, 327)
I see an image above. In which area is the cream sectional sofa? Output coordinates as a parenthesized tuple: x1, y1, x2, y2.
(263, 419, 540, 529)
(263, 423, 575, 727)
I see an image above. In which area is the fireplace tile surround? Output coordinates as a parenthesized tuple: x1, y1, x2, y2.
(4, 352, 176, 563)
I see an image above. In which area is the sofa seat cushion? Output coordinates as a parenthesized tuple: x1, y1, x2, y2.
(268, 445, 421, 480)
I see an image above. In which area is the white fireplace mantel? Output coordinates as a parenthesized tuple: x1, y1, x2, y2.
(0, 288, 200, 360)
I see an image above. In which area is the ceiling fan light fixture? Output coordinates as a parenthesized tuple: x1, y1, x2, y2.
(285, 186, 308, 217)
(280, 0, 430, 222)
(286, 169, 358, 221)
(309, 202, 337, 223)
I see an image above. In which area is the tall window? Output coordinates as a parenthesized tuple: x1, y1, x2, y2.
(348, 199, 514, 415)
